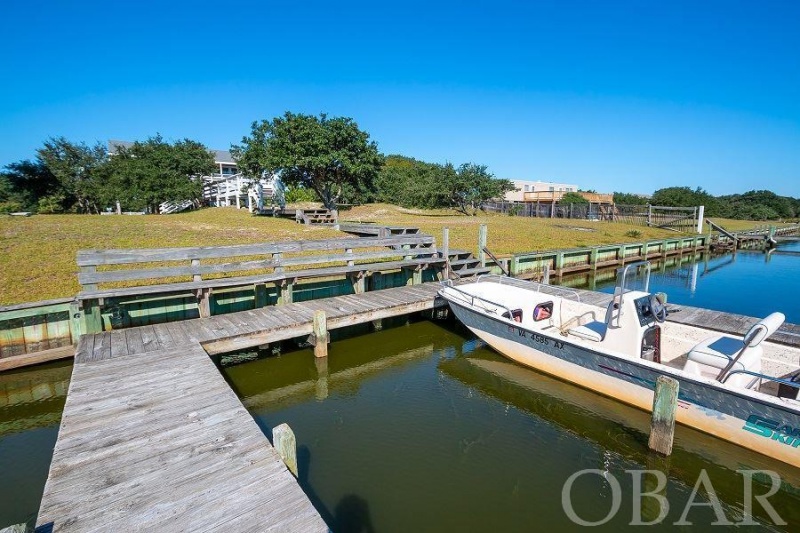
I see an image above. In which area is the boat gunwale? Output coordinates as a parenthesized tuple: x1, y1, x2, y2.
(439, 287, 800, 417)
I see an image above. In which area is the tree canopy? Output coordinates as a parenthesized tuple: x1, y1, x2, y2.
(374, 155, 514, 214)
(106, 136, 216, 213)
(37, 137, 108, 213)
(233, 112, 383, 209)
(612, 186, 800, 220)
(0, 159, 58, 213)
(0, 138, 106, 213)
(613, 192, 649, 205)
(561, 192, 589, 205)
(447, 163, 515, 215)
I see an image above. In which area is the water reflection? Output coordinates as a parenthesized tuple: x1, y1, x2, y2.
(439, 347, 800, 526)
(224, 321, 800, 531)
(0, 361, 71, 529)
(562, 244, 800, 323)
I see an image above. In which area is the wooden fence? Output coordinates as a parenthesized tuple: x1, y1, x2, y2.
(482, 202, 700, 232)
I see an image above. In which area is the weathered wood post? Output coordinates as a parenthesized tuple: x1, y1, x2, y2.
(313, 310, 328, 358)
(315, 356, 329, 401)
(767, 226, 777, 248)
(478, 224, 487, 267)
(272, 423, 298, 477)
(442, 228, 450, 280)
(648, 376, 679, 455)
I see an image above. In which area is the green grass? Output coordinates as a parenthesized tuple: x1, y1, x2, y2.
(0, 209, 341, 305)
(0, 204, 776, 305)
(343, 204, 700, 255)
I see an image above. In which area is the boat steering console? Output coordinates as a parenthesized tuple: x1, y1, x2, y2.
(649, 294, 667, 323)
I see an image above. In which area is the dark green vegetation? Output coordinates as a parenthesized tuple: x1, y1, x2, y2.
(0, 136, 215, 214)
(374, 155, 515, 214)
(105, 136, 216, 213)
(4, 114, 796, 220)
(232, 112, 383, 210)
(560, 191, 589, 205)
(614, 187, 800, 220)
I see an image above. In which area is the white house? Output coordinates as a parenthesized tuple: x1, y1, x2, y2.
(504, 180, 579, 202)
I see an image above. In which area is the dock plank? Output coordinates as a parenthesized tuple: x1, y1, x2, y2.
(108, 329, 129, 358)
(36, 283, 453, 532)
(36, 343, 327, 532)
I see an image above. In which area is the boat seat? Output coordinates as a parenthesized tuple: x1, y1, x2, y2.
(568, 321, 607, 342)
(684, 312, 785, 388)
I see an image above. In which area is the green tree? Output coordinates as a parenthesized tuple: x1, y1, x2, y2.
(650, 186, 725, 216)
(375, 156, 512, 213)
(37, 137, 108, 213)
(0, 159, 59, 212)
(446, 163, 515, 215)
(613, 192, 649, 205)
(375, 155, 450, 209)
(233, 112, 383, 209)
(106, 135, 215, 213)
(722, 190, 794, 220)
(561, 192, 589, 205)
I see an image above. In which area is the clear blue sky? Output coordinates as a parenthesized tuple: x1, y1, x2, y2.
(2, 0, 798, 196)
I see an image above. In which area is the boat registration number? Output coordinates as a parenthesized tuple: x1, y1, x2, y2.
(510, 326, 565, 349)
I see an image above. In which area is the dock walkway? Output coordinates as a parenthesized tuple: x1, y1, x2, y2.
(36, 283, 443, 532)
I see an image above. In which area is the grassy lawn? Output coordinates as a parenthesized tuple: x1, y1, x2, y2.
(0, 209, 341, 305)
(343, 204, 696, 254)
(1, 204, 775, 305)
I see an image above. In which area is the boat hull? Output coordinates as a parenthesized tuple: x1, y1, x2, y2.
(445, 297, 800, 469)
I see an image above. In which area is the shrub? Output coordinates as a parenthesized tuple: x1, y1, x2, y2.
(0, 200, 25, 214)
(625, 229, 643, 238)
(284, 185, 318, 204)
(37, 194, 67, 214)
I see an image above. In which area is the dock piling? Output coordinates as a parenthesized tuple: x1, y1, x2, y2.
(442, 228, 450, 279)
(313, 310, 329, 358)
(478, 224, 487, 267)
(648, 376, 679, 455)
(272, 423, 299, 477)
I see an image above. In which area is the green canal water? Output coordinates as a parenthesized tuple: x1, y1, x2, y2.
(221, 320, 800, 531)
(0, 361, 70, 528)
(3, 243, 800, 530)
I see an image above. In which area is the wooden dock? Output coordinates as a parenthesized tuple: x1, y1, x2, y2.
(36, 283, 444, 532)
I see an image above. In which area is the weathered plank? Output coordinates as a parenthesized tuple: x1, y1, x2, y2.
(36, 343, 327, 532)
(78, 257, 443, 300)
(76, 235, 434, 266)
(201, 283, 443, 355)
(78, 247, 437, 285)
(0, 345, 74, 372)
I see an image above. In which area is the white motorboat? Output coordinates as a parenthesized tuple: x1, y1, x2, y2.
(438, 262, 800, 467)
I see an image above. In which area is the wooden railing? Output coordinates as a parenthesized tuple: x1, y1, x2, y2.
(74, 235, 443, 333)
(483, 236, 708, 278)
